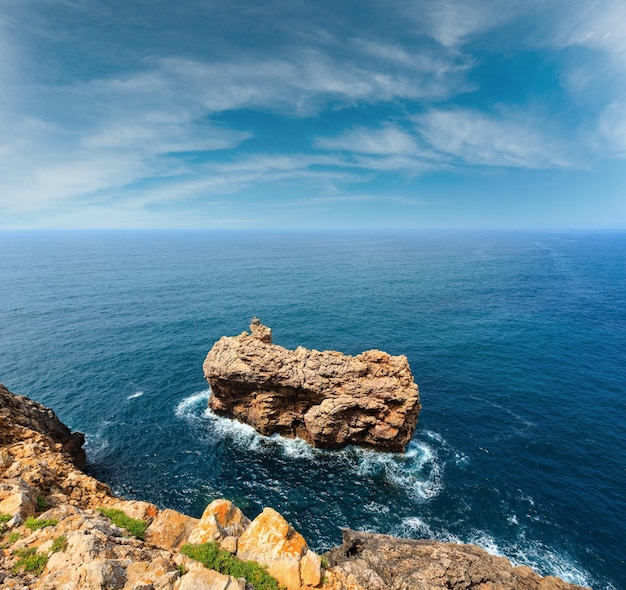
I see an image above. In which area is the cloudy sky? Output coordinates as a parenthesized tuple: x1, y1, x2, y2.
(1, 0, 625, 229)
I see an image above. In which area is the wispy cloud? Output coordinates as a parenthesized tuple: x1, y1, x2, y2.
(316, 125, 419, 155)
(413, 108, 573, 168)
(598, 100, 626, 157)
(407, 0, 527, 47)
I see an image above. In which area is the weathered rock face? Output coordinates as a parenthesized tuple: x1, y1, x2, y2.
(0, 383, 86, 468)
(324, 529, 588, 590)
(203, 319, 421, 452)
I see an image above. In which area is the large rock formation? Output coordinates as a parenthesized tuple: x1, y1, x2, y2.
(203, 319, 421, 452)
(0, 383, 590, 590)
(324, 529, 583, 590)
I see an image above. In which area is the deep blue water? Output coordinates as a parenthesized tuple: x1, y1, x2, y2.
(1, 230, 625, 589)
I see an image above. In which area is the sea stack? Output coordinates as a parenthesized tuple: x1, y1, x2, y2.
(203, 318, 421, 452)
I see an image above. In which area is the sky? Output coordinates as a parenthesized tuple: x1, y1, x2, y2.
(1, 0, 625, 230)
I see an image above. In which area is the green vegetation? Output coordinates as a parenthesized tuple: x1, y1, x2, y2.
(0, 513, 11, 535)
(12, 547, 49, 575)
(181, 542, 282, 590)
(1, 531, 21, 549)
(97, 507, 148, 540)
(50, 535, 68, 553)
(321, 556, 329, 569)
(36, 496, 48, 512)
(24, 516, 58, 531)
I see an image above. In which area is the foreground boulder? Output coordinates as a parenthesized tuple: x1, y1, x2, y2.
(203, 319, 421, 452)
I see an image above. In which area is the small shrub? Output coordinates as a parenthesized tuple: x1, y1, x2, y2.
(97, 507, 148, 540)
(176, 563, 186, 576)
(36, 496, 48, 512)
(50, 535, 68, 553)
(12, 547, 48, 575)
(320, 556, 329, 569)
(6, 532, 21, 544)
(181, 542, 281, 590)
(24, 517, 58, 531)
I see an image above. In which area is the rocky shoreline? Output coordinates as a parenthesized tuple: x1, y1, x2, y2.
(0, 383, 589, 589)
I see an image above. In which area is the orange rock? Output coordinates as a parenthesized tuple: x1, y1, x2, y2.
(145, 508, 199, 551)
(177, 564, 245, 590)
(0, 478, 38, 520)
(237, 507, 308, 590)
(188, 499, 250, 544)
(300, 549, 322, 587)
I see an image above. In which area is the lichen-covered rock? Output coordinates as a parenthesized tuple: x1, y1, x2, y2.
(146, 509, 200, 551)
(203, 320, 421, 452)
(236, 507, 321, 590)
(187, 499, 250, 544)
(324, 529, 589, 590)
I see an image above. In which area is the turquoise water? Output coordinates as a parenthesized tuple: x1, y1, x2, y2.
(1, 230, 624, 589)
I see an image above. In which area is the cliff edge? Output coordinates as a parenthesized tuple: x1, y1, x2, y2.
(203, 319, 421, 452)
(0, 384, 590, 590)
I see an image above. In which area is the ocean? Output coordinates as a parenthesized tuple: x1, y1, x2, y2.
(1, 230, 624, 589)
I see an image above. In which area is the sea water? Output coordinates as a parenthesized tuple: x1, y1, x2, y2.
(0, 230, 624, 589)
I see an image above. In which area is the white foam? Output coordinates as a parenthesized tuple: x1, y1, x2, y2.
(397, 516, 462, 543)
(175, 390, 210, 421)
(175, 389, 444, 499)
(127, 391, 144, 400)
(507, 514, 519, 526)
(467, 531, 593, 588)
(83, 431, 111, 463)
(399, 516, 434, 537)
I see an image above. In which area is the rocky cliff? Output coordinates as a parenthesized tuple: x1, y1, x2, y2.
(0, 384, 590, 590)
(326, 529, 581, 590)
(203, 319, 421, 452)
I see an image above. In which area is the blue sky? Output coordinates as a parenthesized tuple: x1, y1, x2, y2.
(1, 0, 625, 229)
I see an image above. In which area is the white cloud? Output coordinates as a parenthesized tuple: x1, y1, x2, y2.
(316, 125, 419, 155)
(548, 0, 626, 61)
(413, 108, 572, 169)
(407, 0, 526, 47)
(598, 100, 626, 156)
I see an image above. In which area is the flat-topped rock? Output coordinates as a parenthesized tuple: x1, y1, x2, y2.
(203, 319, 421, 452)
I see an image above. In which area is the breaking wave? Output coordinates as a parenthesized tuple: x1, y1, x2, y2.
(175, 389, 442, 501)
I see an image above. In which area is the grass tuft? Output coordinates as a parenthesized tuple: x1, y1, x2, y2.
(0, 513, 11, 524)
(50, 535, 68, 553)
(181, 542, 282, 590)
(24, 517, 58, 531)
(97, 507, 148, 539)
(1, 531, 21, 549)
(12, 547, 48, 575)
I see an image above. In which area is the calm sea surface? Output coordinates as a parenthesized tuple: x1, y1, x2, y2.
(1, 230, 624, 589)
